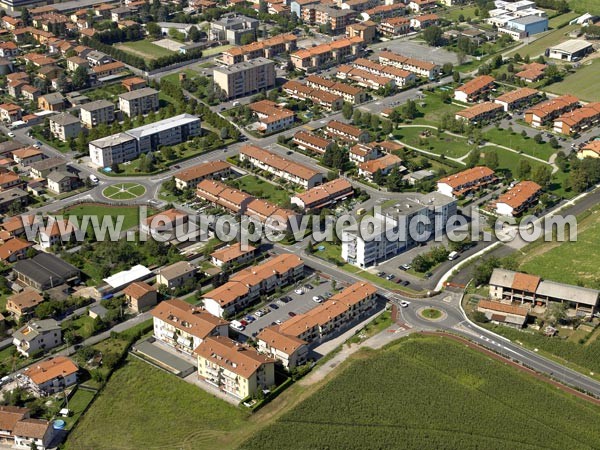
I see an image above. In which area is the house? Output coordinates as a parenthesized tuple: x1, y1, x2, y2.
(0, 103, 22, 122)
(349, 143, 380, 164)
(325, 120, 370, 143)
(22, 356, 78, 395)
(21, 85, 40, 102)
(515, 62, 547, 83)
(524, 94, 579, 128)
(13, 253, 80, 291)
(174, 161, 232, 191)
(80, 100, 115, 128)
(0, 406, 55, 450)
(378, 17, 411, 37)
(0, 41, 18, 58)
(151, 298, 229, 355)
(210, 243, 257, 269)
(408, 0, 437, 13)
(0, 188, 29, 213)
(0, 171, 23, 190)
(494, 87, 539, 111)
(37, 219, 77, 249)
(240, 145, 324, 188)
(455, 102, 504, 123)
(477, 299, 529, 328)
(196, 180, 254, 214)
(248, 100, 295, 134)
(577, 141, 600, 160)
(495, 180, 541, 216)
(257, 326, 308, 369)
(12, 147, 44, 167)
(553, 102, 600, 135)
(92, 61, 125, 78)
(46, 170, 79, 194)
(123, 281, 158, 313)
(156, 261, 197, 290)
(358, 154, 404, 180)
(6, 289, 44, 320)
(88, 304, 108, 320)
(29, 157, 66, 179)
(118, 88, 159, 117)
(292, 130, 334, 155)
(489, 268, 599, 315)
(0, 237, 32, 263)
(291, 178, 353, 211)
(245, 199, 299, 233)
(336, 65, 395, 91)
(411, 13, 439, 29)
(345, 21, 377, 44)
(194, 336, 275, 398)
(38, 93, 65, 112)
(437, 166, 497, 198)
(111, 6, 133, 21)
(453, 75, 496, 103)
(49, 113, 81, 142)
(140, 208, 189, 237)
(306, 75, 367, 104)
(66, 55, 88, 72)
(122, 76, 147, 92)
(13, 319, 61, 357)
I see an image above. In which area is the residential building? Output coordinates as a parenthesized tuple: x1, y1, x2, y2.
(156, 261, 197, 290)
(213, 58, 276, 99)
(80, 99, 115, 128)
(305, 75, 367, 104)
(239, 145, 324, 188)
(378, 17, 411, 37)
(408, 0, 436, 12)
(515, 62, 546, 83)
(37, 218, 77, 249)
(577, 141, 600, 159)
(12, 147, 44, 166)
(477, 299, 529, 328)
(118, 87, 159, 117)
(12, 319, 61, 357)
(350, 143, 380, 164)
(0, 188, 29, 213)
(494, 87, 539, 111)
(411, 13, 439, 29)
(291, 178, 353, 211)
(378, 51, 440, 79)
(13, 253, 80, 291)
(489, 268, 599, 315)
(140, 208, 188, 236)
(0, 234, 30, 262)
(46, 170, 79, 194)
(336, 66, 395, 91)
(196, 180, 254, 214)
(66, 55, 88, 72)
(282, 80, 344, 111)
(358, 153, 404, 180)
(341, 193, 457, 267)
(0, 171, 23, 190)
(548, 39, 593, 61)
(221, 34, 297, 65)
(22, 356, 78, 395)
(0, 103, 22, 122)
(290, 36, 364, 71)
(248, 100, 296, 134)
(437, 166, 497, 198)
(174, 161, 232, 191)
(346, 21, 377, 44)
(453, 75, 496, 103)
(256, 326, 308, 369)
(122, 76, 147, 92)
(210, 243, 257, 269)
(495, 180, 541, 216)
(524, 94, 579, 128)
(151, 298, 229, 355)
(553, 102, 600, 135)
(21, 85, 40, 102)
(209, 13, 259, 44)
(38, 93, 65, 112)
(92, 61, 125, 78)
(325, 120, 370, 143)
(292, 130, 334, 155)
(309, 5, 356, 34)
(0, 406, 55, 450)
(49, 113, 81, 142)
(6, 289, 44, 319)
(123, 281, 158, 313)
(88, 133, 137, 168)
(245, 199, 299, 233)
(195, 336, 275, 398)
(29, 157, 66, 179)
(203, 254, 304, 318)
(455, 102, 504, 123)
(0, 41, 18, 58)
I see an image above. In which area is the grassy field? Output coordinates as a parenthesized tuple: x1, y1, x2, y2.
(241, 335, 600, 449)
(57, 204, 148, 231)
(484, 128, 557, 161)
(506, 24, 579, 58)
(230, 175, 291, 206)
(116, 40, 175, 61)
(65, 358, 251, 450)
(441, 5, 479, 21)
(64, 388, 96, 430)
(548, 12, 580, 28)
(394, 127, 473, 159)
(85, 84, 126, 102)
(413, 91, 463, 126)
(569, 0, 600, 15)
(519, 206, 600, 288)
(102, 182, 146, 200)
(203, 44, 233, 57)
(546, 59, 600, 102)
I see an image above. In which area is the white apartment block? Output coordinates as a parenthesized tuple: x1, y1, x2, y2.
(80, 99, 115, 128)
(118, 87, 159, 117)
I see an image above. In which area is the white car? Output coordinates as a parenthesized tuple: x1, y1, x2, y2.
(230, 320, 245, 331)
(400, 301, 411, 308)
(294, 288, 303, 295)
(312, 296, 323, 303)
(7, 132, 15, 138)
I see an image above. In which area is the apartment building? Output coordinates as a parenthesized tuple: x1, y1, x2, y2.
(292, 130, 335, 155)
(291, 178, 353, 211)
(495, 180, 541, 216)
(213, 57, 276, 99)
(196, 180, 254, 214)
(494, 87, 539, 111)
(311, 5, 356, 34)
(203, 254, 304, 318)
(524, 94, 579, 128)
(89, 133, 138, 167)
(455, 102, 504, 123)
(282, 80, 344, 111)
(325, 120, 370, 143)
(365, 3, 406, 20)
(12, 319, 61, 357)
(378, 51, 440, 79)
(91, 61, 125, 79)
(221, 34, 297, 65)
(118, 87, 159, 117)
(174, 160, 232, 190)
(336, 66, 395, 91)
(248, 100, 296, 134)
(411, 13, 440, 29)
(358, 153, 404, 180)
(437, 166, 497, 198)
(210, 243, 257, 268)
(66, 55, 88, 72)
(29, 157, 66, 179)
(209, 13, 259, 44)
(345, 21, 377, 44)
(349, 143, 380, 164)
(453, 75, 496, 103)
(151, 298, 229, 355)
(195, 336, 275, 399)
(80, 99, 115, 127)
(257, 327, 308, 369)
(305, 75, 367, 104)
(341, 193, 457, 267)
(246, 198, 299, 233)
(553, 102, 600, 135)
(23, 356, 78, 395)
(290, 36, 363, 71)
(156, 261, 197, 290)
(378, 17, 411, 37)
(239, 145, 324, 188)
(48, 113, 81, 142)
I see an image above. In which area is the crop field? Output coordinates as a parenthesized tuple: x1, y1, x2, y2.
(546, 59, 600, 102)
(240, 335, 600, 450)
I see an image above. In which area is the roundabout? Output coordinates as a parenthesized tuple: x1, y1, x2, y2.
(102, 183, 146, 201)
(417, 307, 446, 322)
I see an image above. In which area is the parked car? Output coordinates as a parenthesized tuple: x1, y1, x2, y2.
(294, 288, 303, 295)
(377, 271, 386, 277)
(401, 280, 410, 287)
(275, 319, 282, 325)
(240, 320, 248, 327)
(312, 295, 323, 303)
(288, 311, 297, 317)
(386, 274, 395, 281)
(424, 272, 433, 279)
(7, 132, 14, 138)
(304, 284, 313, 290)
(269, 303, 279, 310)
(230, 320, 245, 331)
(400, 264, 411, 271)
(245, 315, 255, 323)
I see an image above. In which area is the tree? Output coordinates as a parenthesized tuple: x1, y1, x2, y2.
(549, 137, 559, 149)
(381, 119, 392, 135)
(342, 102, 353, 120)
(220, 127, 229, 140)
(484, 150, 499, 169)
(352, 109, 361, 124)
(517, 159, 531, 179)
(240, 32, 256, 45)
(452, 71, 460, 83)
(533, 133, 543, 144)
(544, 302, 567, 326)
(147, 22, 161, 38)
(442, 62, 454, 75)
(465, 149, 480, 168)
(21, 7, 31, 26)
(370, 114, 380, 130)
(72, 66, 89, 89)
(532, 165, 551, 188)
(188, 25, 201, 42)
(402, 100, 418, 120)
(423, 26, 443, 47)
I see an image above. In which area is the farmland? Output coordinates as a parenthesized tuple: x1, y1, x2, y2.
(546, 59, 600, 102)
(240, 335, 600, 449)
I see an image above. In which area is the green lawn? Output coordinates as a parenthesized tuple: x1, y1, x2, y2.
(441, 5, 479, 21)
(116, 40, 176, 61)
(57, 204, 149, 231)
(568, 0, 600, 15)
(484, 128, 557, 161)
(102, 183, 146, 200)
(412, 91, 463, 126)
(84, 84, 126, 102)
(229, 175, 291, 206)
(62, 315, 96, 340)
(162, 69, 199, 87)
(548, 12, 580, 28)
(202, 44, 233, 57)
(394, 127, 473, 159)
(65, 358, 250, 450)
(241, 335, 600, 449)
(546, 59, 600, 102)
(506, 24, 579, 58)
(63, 388, 96, 430)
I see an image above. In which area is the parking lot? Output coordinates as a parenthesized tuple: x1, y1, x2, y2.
(238, 279, 337, 339)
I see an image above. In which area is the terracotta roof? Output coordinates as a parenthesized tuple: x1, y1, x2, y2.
(293, 131, 332, 150)
(456, 102, 503, 120)
(257, 326, 307, 354)
(12, 418, 50, 439)
(293, 178, 353, 207)
(122, 76, 146, 87)
(439, 166, 495, 189)
(511, 272, 541, 293)
(145, 208, 188, 227)
(1, 215, 35, 233)
(210, 243, 256, 264)
(224, 33, 296, 58)
(556, 102, 600, 127)
(456, 75, 495, 96)
(0, 171, 20, 185)
(525, 94, 579, 119)
(25, 356, 78, 385)
(478, 299, 529, 316)
(240, 145, 319, 181)
(497, 180, 541, 210)
(414, 13, 439, 22)
(0, 238, 32, 261)
(249, 100, 295, 125)
(580, 140, 600, 156)
(196, 180, 253, 212)
(7, 289, 44, 312)
(151, 298, 228, 339)
(0, 406, 28, 432)
(40, 219, 77, 238)
(495, 87, 538, 105)
(92, 61, 124, 74)
(123, 281, 156, 298)
(175, 161, 231, 183)
(327, 120, 365, 138)
(358, 153, 402, 174)
(194, 336, 274, 379)
(12, 147, 42, 160)
(291, 36, 362, 59)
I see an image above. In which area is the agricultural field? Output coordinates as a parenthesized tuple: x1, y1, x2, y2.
(506, 24, 579, 58)
(116, 39, 176, 61)
(240, 335, 600, 449)
(65, 358, 251, 450)
(546, 59, 600, 102)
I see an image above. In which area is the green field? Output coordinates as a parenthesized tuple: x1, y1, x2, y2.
(241, 335, 600, 449)
(57, 203, 149, 231)
(506, 24, 579, 58)
(548, 12, 580, 28)
(441, 5, 479, 21)
(64, 388, 96, 430)
(394, 127, 473, 159)
(102, 183, 146, 200)
(546, 59, 600, 102)
(569, 0, 600, 15)
(484, 128, 557, 161)
(413, 91, 463, 126)
(116, 40, 175, 61)
(519, 206, 600, 288)
(229, 175, 291, 206)
(65, 358, 250, 450)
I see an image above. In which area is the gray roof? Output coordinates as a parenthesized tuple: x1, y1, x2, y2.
(30, 157, 65, 172)
(86, 50, 109, 61)
(509, 14, 547, 25)
(0, 188, 27, 203)
(111, 6, 132, 13)
(89, 132, 136, 149)
(118, 87, 159, 102)
(549, 39, 593, 54)
(489, 268, 515, 289)
(158, 261, 196, 280)
(40, 92, 65, 105)
(49, 113, 80, 126)
(80, 99, 114, 112)
(125, 114, 199, 139)
(536, 280, 599, 306)
(0, 141, 27, 155)
(213, 57, 274, 75)
(211, 13, 258, 28)
(381, 192, 455, 216)
(46, 170, 74, 183)
(52, 0, 119, 12)
(13, 319, 60, 342)
(89, 304, 108, 317)
(13, 253, 80, 287)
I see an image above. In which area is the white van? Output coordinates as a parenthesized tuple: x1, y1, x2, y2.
(89, 174, 99, 184)
(230, 320, 245, 331)
(448, 251, 459, 261)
